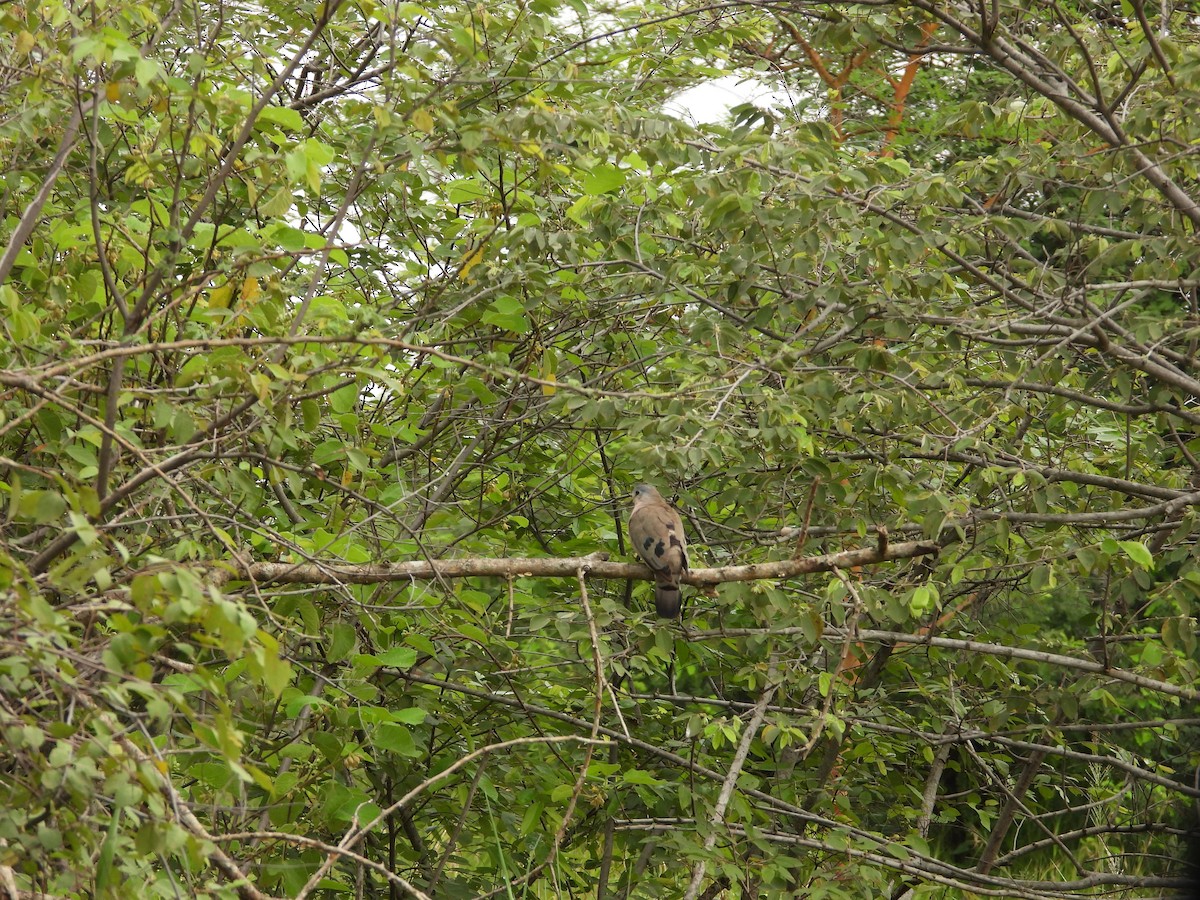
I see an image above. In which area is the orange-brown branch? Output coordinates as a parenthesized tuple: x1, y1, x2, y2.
(775, 16, 878, 142)
(879, 22, 938, 157)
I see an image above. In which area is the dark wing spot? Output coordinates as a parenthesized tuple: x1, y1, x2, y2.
(641, 536, 655, 552)
(653, 539, 666, 558)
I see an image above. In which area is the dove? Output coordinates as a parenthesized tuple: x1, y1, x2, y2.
(628, 484, 688, 618)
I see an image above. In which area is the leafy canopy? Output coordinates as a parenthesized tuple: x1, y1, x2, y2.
(0, 0, 1197, 897)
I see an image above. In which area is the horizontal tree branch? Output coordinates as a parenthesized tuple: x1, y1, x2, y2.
(994, 822, 1187, 868)
(213, 539, 939, 587)
(690, 625, 1198, 702)
(614, 820, 1189, 896)
(631, 693, 1200, 798)
(840, 442, 1187, 502)
(963, 731, 1200, 798)
(843, 720, 1200, 799)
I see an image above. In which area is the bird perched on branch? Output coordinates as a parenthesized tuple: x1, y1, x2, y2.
(628, 484, 688, 618)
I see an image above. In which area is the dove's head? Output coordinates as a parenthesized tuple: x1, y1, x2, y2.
(632, 484, 664, 506)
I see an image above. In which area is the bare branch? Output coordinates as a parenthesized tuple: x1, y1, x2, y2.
(684, 655, 779, 900)
(210, 540, 940, 587)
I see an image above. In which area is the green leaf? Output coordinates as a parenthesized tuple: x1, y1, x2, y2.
(94, 806, 122, 896)
(328, 622, 356, 661)
(134, 57, 158, 86)
(622, 769, 664, 785)
(377, 647, 417, 668)
(446, 178, 490, 204)
(581, 164, 626, 195)
(329, 382, 359, 414)
(481, 297, 530, 333)
(373, 723, 421, 756)
(18, 490, 65, 524)
(1117, 540, 1153, 569)
(258, 105, 305, 131)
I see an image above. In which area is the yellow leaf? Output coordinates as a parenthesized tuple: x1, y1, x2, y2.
(106, 82, 122, 102)
(541, 347, 557, 395)
(209, 282, 234, 309)
(260, 187, 293, 217)
(250, 372, 270, 402)
(16, 31, 35, 57)
(240, 277, 261, 302)
(411, 107, 434, 133)
(459, 244, 485, 281)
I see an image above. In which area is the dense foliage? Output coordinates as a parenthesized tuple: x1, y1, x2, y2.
(1, 0, 1198, 897)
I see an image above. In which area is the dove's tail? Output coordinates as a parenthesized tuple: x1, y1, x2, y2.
(654, 580, 682, 618)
